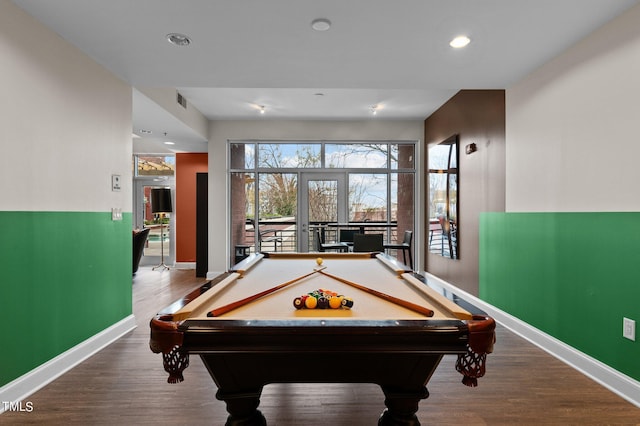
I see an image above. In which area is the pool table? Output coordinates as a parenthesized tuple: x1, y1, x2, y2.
(150, 252, 495, 426)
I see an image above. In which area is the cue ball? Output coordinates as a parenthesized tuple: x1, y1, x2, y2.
(316, 257, 323, 266)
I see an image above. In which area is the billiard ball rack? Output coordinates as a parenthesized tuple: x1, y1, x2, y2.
(292, 288, 354, 310)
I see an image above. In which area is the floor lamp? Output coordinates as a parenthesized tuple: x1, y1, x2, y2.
(151, 188, 172, 271)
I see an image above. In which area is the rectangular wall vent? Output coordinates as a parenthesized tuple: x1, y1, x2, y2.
(177, 92, 187, 109)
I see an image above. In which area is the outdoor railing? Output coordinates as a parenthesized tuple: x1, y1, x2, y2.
(242, 220, 399, 254)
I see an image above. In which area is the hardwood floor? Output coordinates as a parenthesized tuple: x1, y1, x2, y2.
(2, 266, 639, 425)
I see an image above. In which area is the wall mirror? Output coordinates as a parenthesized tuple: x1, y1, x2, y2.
(428, 135, 458, 259)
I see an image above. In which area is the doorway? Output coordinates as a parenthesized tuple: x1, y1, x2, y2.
(298, 173, 347, 252)
(133, 179, 175, 267)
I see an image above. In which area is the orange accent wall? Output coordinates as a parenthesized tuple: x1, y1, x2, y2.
(176, 153, 208, 262)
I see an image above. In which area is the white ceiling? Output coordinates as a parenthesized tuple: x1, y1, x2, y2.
(13, 0, 639, 153)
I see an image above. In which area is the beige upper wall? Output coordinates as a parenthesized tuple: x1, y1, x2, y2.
(0, 0, 132, 212)
(506, 3, 640, 212)
(206, 119, 424, 275)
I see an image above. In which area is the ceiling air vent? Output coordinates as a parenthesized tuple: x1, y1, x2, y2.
(176, 92, 187, 109)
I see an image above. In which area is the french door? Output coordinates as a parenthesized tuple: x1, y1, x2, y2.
(298, 172, 347, 252)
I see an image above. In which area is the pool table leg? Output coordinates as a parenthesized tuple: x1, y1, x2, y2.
(378, 386, 429, 426)
(216, 388, 266, 426)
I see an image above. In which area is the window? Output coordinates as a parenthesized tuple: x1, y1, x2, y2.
(134, 155, 175, 177)
(326, 143, 387, 168)
(258, 143, 321, 168)
(229, 141, 416, 265)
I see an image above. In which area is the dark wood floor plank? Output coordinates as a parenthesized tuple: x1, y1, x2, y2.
(2, 267, 638, 425)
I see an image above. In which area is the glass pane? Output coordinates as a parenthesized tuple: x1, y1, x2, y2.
(428, 144, 451, 171)
(390, 144, 415, 169)
(259, 173, 297, 218)
(230, 172, 255, 262)
(449, 143, 457, 169)
(230, 143, 255, 169)
(136, 155, 175, 176)
(429, 172, 448, 218)
(326, 144, 387, 168)
(258, 143, 321, 168)
(307, 180, 338, 223)
(142, 186, 170, 257)
(258, 173, 297, 252)
(449, 174, 458, 223)
(349, 174, 387, 221)
(391, 175, 398, 222)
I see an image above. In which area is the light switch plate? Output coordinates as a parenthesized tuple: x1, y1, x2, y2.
(111, 208, 122, 221)
(623, 317, 635, 341)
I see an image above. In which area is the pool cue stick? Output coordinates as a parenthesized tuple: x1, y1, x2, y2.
(207, 266, 325, 317)
(318, 270, 434, 317)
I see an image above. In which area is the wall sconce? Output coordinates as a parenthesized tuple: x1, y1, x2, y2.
(465, 143, 477, 155)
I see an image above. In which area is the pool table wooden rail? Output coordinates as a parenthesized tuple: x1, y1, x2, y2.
(149, 251, 495, 370)
(177, 318, 472, 354)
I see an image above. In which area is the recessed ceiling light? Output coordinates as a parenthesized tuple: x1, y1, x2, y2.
(450, 35, 471, 48)
(311, 18, 331, 32)
(164, 141, 175, 145)
(251, 104, 267, 114)
(166, 33, 192, 46)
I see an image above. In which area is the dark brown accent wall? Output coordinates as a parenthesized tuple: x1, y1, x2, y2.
(424, 90, 505, 295)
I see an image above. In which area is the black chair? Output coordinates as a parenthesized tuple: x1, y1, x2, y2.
(384, 230, 413, 269)
(251, 219, 283, 252)
(339, 229, 359, 250)
(352, 233, 384, 253)
(132, 228, 150, 274)
(428, 219, 442, 252)
(438, 216, 457, 259)
(315, 229, 348, 252)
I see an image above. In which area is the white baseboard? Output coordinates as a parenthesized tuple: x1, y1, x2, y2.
(423, 272, 640, 408)
(173, 262, 195, 270)
(0, 315, 137, 413)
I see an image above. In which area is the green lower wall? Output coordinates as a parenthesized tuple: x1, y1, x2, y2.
(0, 211, 132, 386)
(480, 212, 640, 381)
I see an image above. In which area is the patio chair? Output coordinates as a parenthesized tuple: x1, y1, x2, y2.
(352, 233, 384, 253)
(251, 219, 283, 252)
(315, 229, 348, 252)
(384, 230, 413, 269)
